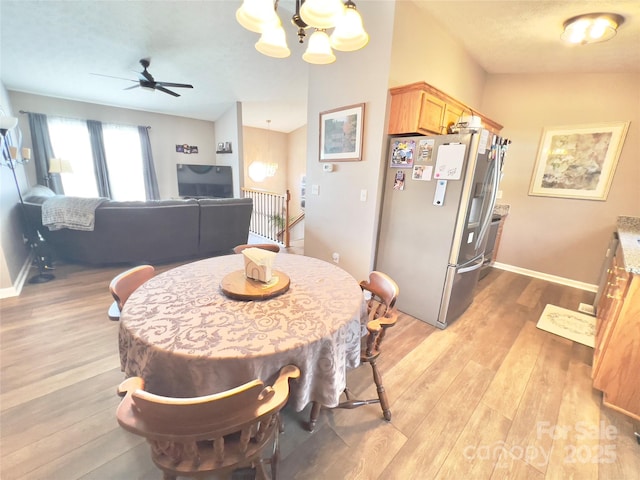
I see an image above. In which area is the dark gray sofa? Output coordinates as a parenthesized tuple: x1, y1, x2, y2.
(23, 187, 253, 266)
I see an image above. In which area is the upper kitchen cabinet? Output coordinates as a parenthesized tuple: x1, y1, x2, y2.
(388, 82, 502, 135)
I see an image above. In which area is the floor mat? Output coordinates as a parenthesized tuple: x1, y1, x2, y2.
(536, 304, 595, 348)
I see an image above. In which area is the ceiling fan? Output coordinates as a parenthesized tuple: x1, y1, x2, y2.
(93, 58, 193, 97)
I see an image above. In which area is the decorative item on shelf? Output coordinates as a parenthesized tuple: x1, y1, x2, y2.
(0, 115, 55, 284)
(236, 0, 368, 65)
(176, 144, 199, 154)
(561, 12, 624, 45)
(216, 141, 232, 154)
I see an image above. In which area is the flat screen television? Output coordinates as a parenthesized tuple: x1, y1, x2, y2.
(177, 164, 233, 198)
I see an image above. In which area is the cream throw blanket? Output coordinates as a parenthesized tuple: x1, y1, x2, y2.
(42, 196, 108, 231)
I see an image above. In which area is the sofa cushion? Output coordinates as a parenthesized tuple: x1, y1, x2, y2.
(198, 198, 253, 256)
(23, 185, 56, 204)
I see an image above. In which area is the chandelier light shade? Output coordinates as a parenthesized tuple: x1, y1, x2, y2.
(300, 0, 344, 29)
(561, 12, 624, 45)
(330, 1, 369, 51)
(236, 0, 280, 33)
(237, 0, 368, 64)
(303, 29, 337, 64)
(256, 20, 291, 58)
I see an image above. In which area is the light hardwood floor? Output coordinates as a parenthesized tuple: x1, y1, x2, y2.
(1, 261, 639, 479)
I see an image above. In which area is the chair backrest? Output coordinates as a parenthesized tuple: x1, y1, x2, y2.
(360, 271, 399, 322)
(116, 365, 300, 477)
(233, 243, 281, 254)
(109, 265, 155, 312)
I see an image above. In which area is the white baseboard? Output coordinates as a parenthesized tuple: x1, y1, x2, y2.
(492, 262, 598, 293)
(0, 252, 34, 299)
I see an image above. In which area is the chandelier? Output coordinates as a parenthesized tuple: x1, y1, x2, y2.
(236, 0, 369, 65)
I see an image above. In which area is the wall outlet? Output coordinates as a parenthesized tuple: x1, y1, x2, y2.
(360, 189, 367, 202)
(332, 252, 340, 263)
(496, 190, 503, 199)
(311, 184, 319, 195)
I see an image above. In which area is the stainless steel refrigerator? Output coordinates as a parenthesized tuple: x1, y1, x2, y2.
(375, 129, 509, 329)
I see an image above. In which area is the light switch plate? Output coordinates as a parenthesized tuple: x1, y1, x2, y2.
(311, 184, 319, 195)
(360, 189, 367, 202)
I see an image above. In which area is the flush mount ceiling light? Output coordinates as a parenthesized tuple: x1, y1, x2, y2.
(561, 12, 624, 45)
(236, 0, 369, 65)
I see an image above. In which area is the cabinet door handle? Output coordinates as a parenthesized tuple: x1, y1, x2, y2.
(606, 293, 621, 300)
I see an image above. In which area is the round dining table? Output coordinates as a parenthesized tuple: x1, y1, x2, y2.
(118, 253, 366, 412)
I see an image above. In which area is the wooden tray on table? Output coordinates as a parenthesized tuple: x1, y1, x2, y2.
(220, 270, 290, 300)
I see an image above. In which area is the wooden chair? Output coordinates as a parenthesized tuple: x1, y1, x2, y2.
(108, 265, 155, 321)
(233, 244, 281, 254)
(116, 365, 300, 480)
(308, 271, 400, 431)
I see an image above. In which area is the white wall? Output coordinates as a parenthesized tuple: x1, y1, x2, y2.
(481, 73, 640, 284)
(8, 92, 217, 199)
(389, 0, 487, 108)
(0, 83, 30, 295)
(215, 102, 243, 196)
(304, 1, 396, 282)
(242, 125, 288, 194)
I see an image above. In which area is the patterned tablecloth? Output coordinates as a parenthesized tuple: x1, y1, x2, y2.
(119, 254, 366, 412)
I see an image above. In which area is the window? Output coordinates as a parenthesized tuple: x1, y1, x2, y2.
(103, 124, 145, 201)
(47, 117, 98, 198)
(47, 117, 146, 200)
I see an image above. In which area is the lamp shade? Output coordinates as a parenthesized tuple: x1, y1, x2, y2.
(236, 0, 279, 33)
(302, 29, 336, 65)
(300, 0, 344, 29)
(49, 158, 73, 174)
(330, 4, 369, 52)
(0, 116, 18, 132)
(256, 21, 291, 58)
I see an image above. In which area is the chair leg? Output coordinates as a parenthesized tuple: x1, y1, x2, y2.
(370, 359, 391, 421)
(308, 401, 321, 432)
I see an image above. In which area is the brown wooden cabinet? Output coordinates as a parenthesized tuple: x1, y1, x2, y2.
(388, 82, 503, 135)
(592, 242, 640, 421)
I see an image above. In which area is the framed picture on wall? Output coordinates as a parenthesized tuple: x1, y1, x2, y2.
(319, 103, 365, 162)
(529, 121, 629, 201)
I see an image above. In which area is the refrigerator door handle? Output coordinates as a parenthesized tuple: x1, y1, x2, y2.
(476, 153, 501, 248)
(457, 255, 484, 274)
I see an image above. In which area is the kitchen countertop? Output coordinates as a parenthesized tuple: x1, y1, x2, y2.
(617, 216, 640, 274)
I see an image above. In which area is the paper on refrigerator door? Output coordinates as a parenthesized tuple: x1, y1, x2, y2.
(434, 143, 466, 180)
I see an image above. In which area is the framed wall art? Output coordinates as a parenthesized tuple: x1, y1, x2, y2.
(319, 103, 364, 162)
(529, 121, 629, 201)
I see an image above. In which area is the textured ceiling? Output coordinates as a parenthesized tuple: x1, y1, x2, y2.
(1, 1, 638, 133)
(416, 0, 640, 75)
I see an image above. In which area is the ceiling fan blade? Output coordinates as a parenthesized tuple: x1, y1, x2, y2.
(123, 84, 140, 91)
(139, 70, 154, 82)
(155, 85, 180, 97)
(91, 73, 137, 83)
(155, 81, 193, 89)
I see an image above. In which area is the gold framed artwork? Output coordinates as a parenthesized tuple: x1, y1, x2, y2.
(319, 103, 364, 162)
(529, 121, 629, 200)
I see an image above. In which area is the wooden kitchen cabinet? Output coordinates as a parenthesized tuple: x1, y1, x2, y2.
(592, 242, 640, 421)
(388, 82, 503, 135)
